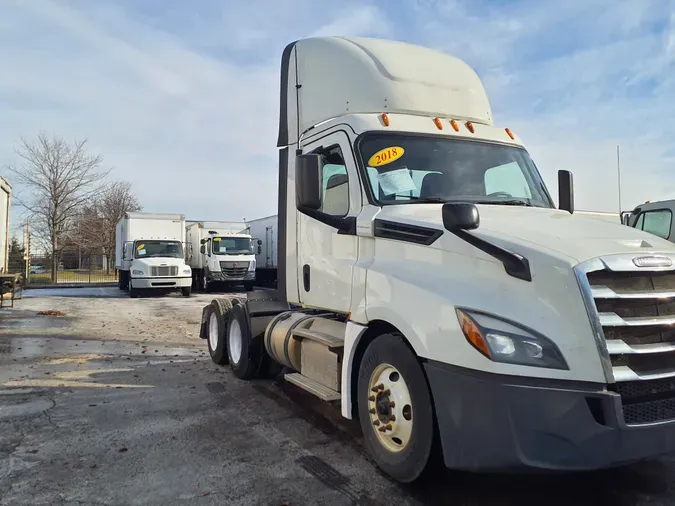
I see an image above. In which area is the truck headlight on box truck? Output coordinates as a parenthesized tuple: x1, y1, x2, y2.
(183, 268, 191, 275)
(249, 259, 256, 271)
(455, 308, 568, 370)
(132, 269, 144, 276)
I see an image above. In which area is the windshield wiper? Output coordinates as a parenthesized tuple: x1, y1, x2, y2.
(478, 199, 533, 207)
(388, 194, 447, 203)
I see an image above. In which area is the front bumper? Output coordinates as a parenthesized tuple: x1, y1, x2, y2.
(425, 360, 675, 472)
(131, 276, 192, 289)
(208, 271, 255, 282)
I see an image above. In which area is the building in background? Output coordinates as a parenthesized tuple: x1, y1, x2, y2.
(0, 177, 11, 273)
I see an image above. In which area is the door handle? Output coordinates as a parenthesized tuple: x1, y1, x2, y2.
(303, 264, 310, 292)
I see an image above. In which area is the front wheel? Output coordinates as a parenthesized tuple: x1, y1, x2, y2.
(181, 286, 192, 297)
(357, 333, 436, 483)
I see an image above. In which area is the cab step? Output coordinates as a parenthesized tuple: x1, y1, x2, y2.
(291, 327, 344, 351)
(284, 372, 341, 401)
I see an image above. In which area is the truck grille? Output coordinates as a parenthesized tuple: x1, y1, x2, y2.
(219, 261, 249, 278)
(151, 266, 178, 277)
(580, 256, 675, 425)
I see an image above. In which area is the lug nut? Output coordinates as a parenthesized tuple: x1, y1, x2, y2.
(369, 408, 376, 414)
(382, 389, 390, 396)
(390, 415, 396, 422)
(384, 424, 392, 431)
(378, 427, 386, 432)
(389, 401, 395, 408)
(371, 387, 379, 393)
(373, 420, 380, 426)
(368, 396, 375, 402)
(379, 384, 385, 391)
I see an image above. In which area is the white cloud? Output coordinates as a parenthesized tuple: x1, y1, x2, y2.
(1, 0, 674, 241)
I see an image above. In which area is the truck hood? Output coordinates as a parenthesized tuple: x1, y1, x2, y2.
(377, 204, 675, 264)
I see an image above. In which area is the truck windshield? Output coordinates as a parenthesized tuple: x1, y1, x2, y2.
(212, 237, 253, 255)
(359, 134, 553, 208)
(134, 240, 183, 259)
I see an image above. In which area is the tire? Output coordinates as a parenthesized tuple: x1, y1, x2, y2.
(181, 286, 192, 297)
(226, 303, 260, 380)
(118, 272, 124, 290)
(129, 285, 140, 299)
(244, 282, 254, 291)
(357, 333, 436, 483)
(206, 299, 232, 365)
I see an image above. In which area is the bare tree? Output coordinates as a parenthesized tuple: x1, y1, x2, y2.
(6, 132, 110, 281)
(91, 181, 142, 273)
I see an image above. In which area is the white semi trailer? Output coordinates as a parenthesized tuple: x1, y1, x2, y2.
(186, 221, 257, 292)
(246, 215, 278, 287)
(200, 36, 675, 482)
(116, 212, 192, 298)
(0, 177, 10, 274)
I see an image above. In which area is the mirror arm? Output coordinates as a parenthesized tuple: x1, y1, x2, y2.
(446, 227, 532, 282)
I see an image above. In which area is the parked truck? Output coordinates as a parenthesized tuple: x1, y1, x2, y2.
(623, 200, 675, 243)
(0, 177, 10, 274)
(246, 215, 278, 287)
(186, 221, 257, 292)
(116, 212, 192, 298)
(200, 36, 675, 482)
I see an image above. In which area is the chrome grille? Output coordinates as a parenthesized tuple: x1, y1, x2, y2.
(151, 266, 178, 277)
(579, 254, 675, 425)
(219, 261, 249, 278)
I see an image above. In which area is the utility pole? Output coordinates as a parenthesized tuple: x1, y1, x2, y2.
(617, 145, 622, 213)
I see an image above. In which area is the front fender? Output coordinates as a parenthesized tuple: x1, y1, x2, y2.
(364, 241, 606, 383)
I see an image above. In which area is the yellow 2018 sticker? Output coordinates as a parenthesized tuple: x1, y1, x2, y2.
(213, 237, 221, 242)
(136, 243, 145, 251)
(368, 146, 405, 167)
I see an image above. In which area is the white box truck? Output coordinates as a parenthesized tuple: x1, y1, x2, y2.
(246, 215, 278, 287)
(115, 212, 192, 298)
(200, 36, 675, 482)
(186, 221, 257, 292)
(0, 177, 10, 274)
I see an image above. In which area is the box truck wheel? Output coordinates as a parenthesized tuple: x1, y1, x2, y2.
(201, 273, 210, 293)
(357, 333, 436, 483)
(226, 303, 260, 380)
(181, 286, 191, 297)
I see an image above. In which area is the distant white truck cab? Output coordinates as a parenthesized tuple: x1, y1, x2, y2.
(186, 221, 258, 292)
(116, 212, 192, 298)
(201, 36, 675, 483)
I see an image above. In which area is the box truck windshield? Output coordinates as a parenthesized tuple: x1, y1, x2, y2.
(134, 240, 183, 259)
(212, 237, 253, 255)
(360, 135, 553, 208)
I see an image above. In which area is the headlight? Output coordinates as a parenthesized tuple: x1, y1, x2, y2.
(249, 259, 256, 271)
(455, 308, 568, 370)
(132, 269, 144, 276)
(182, 268, 191, 274)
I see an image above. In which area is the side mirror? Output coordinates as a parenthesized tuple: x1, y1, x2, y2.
(200, 245, 205, 254)
(442, 202, 479, 231)
(558, 170, 574, 214)
(257, 239, 262, 246)
(296, 154, 323, 210)
(257, 245, 262, 254)
(200, 238, 207, 245)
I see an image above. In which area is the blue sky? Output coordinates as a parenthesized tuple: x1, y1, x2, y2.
(2, 0, 675, 234)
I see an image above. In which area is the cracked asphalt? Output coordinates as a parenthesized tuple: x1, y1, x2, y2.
(2, 289, 675, 505)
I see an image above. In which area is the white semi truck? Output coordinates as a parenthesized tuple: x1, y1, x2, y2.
(200, 36, 675, 482)
(246, 215, 278, 287)
(116, 212, 192, 298)
(186, 221, 257, 292)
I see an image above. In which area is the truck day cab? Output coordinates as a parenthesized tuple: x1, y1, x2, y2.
(186, 221, 258, 292)
(201, 36, 675, 482)
(116, 212, 192, 298)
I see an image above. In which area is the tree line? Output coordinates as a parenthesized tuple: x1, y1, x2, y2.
(6, 131, 142, 281)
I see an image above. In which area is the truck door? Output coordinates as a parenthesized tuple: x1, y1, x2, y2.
(297, 130, 360, 313)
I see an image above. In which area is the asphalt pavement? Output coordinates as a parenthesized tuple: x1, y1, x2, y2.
(1, 297, 675, 505)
